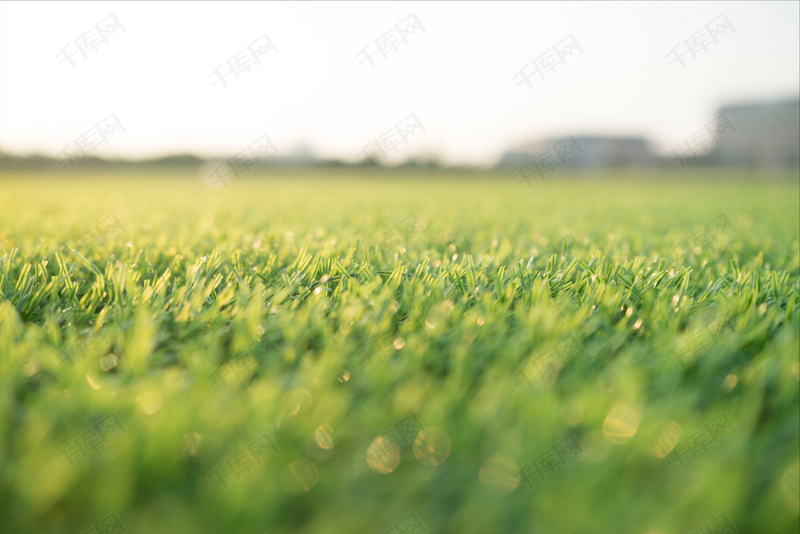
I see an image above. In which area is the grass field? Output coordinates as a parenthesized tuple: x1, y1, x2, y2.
(1, 169, 799, 534)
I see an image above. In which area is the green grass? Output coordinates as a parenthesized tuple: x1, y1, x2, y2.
(1, 169, 799, 534)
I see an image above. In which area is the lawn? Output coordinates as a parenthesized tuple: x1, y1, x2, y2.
(0, 168, 798, 534)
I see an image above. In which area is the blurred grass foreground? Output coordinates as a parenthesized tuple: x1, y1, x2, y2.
(0, 168, 798, 534)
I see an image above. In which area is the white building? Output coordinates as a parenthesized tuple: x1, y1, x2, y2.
(500, 135, 657, 169)
(712, 98, 800, 168)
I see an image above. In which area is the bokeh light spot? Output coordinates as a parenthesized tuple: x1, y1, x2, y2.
(560, 400, 585, 426)
(651, 421, 682, 458)
(722, 373, 737, 392)
(23, 361, 40, 376)
(281, 459, 318, 495)
(603, 404, 641, 444)
(315, 423, 334, 450)
(86, 374, 101, 390)
(782, 461, 800, 514)
(413, 427, 451, 466)
(137, 390, 163, 415)
(581, 431, 612, 463)
(277, 389, 313, 427)
(100, 353, 118, 371)
(367, 436, 400, 474)
(479, 454, 520, 492)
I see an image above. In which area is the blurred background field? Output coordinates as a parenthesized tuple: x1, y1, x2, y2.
(0, 169, 798, 534)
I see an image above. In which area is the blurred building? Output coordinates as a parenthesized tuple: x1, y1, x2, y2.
(499, 135, 658, 169)
(710, 98, 800, 168)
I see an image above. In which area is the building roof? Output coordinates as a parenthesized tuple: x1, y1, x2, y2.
(508, 135, 652, 154)
(718, 97, 799, 114)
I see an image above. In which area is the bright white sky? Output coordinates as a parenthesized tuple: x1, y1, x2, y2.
(0, 1, 797, 166)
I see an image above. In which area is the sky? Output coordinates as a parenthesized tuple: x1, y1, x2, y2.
(0, 1, 798, 167)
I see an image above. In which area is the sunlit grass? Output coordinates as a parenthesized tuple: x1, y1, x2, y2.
(0, 169, 798, 533)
